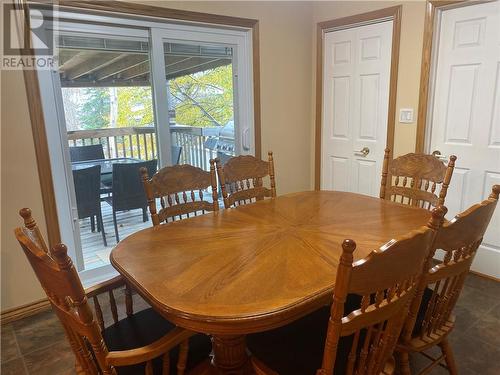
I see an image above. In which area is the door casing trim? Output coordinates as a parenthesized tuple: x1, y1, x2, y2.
(314, 6, 402, 190)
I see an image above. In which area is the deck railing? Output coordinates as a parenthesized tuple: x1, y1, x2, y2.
(67, 127, 157, 161)
(169, 125, 220, 170)
(67, 125, 226, 170)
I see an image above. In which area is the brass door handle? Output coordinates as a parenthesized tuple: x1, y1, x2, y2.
(354, 147, 370, 157)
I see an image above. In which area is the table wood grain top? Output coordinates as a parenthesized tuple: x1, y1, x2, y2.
(110, 191, 431, 334)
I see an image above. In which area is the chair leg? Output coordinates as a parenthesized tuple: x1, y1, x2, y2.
(176, 339, 189, 375)
(97, 211, 107, 247)
(439, 338, 458, 375)
(90, 216, 95, 232)
(142, 207, 148, 222)
(396, 351, 411, 375)
(124, 284, 133, 317)
(113, 210, 120, 243)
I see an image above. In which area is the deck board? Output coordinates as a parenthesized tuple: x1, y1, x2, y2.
(79, 202, 151, 270)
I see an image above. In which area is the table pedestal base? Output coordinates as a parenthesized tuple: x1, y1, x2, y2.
(212, 335, 250, 373)
(190, 334, 272, 375)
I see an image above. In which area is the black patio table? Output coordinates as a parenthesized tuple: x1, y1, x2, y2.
(71, 157, 143, 175)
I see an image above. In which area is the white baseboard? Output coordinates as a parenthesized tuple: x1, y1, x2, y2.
(471, 245, 500, 280)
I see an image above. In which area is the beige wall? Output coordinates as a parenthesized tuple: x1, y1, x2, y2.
(0, 1, 428, 311)
(1, 69, 47, 310)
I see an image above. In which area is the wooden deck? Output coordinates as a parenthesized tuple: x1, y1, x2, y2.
(80, 202, 152, 270)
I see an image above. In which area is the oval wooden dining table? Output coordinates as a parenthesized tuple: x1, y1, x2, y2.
(110, 191, 431, 374)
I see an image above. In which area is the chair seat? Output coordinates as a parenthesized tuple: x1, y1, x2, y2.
(405, 319, 455, 352)
(248, 305, 372, 375)
(103, 308, 212, 375)
(411, 287, 456, 340)
(247, 301, 394, 375)
(247, 306, 330, 375)
(397, 287, 454, 353)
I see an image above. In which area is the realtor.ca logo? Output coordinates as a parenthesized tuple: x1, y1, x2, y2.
(1, 3, 57, 70)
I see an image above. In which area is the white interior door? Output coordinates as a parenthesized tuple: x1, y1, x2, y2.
(321, 20, 393, 196)
(428, 1, 500, 278)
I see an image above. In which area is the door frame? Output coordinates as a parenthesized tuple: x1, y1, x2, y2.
(15, 0, 261, 249)
(314, 6, 402, 190)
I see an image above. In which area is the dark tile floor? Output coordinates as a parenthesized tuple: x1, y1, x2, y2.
(1, 273, 499, 374)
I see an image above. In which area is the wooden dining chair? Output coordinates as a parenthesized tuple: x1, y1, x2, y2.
(379, 149, 456, 210)
(14, 208, 212, 375)
(247, 207, 445, 375)
(73, 165, 107, 246)
(215, 151, 276, 209)
(396, 185, 500, 375)
(140, 161, 219, 226)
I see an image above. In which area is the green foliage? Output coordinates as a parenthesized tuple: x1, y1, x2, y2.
(116, 87, 154, 127)
(78, 88, 110, 129)
(72, 63, 233, 130)
(170, 64, 233, 127)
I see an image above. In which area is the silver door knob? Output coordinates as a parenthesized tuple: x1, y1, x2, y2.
(354, 147, 370, 157)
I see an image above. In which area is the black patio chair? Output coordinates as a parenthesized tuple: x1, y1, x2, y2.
(171, 146, 182, 165)
(69, 144, 105, 162)
(72, 165, 107, 247)
(105, 159, 157, 242)
(70, 144, 112, 189)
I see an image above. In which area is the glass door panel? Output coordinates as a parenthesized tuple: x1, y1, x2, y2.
(55, 26, 158, 271)
(150, 25, 254, 170)
(163, 41, 236, 169)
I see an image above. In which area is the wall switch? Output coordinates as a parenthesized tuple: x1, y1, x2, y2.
(399, 108, 414, 123)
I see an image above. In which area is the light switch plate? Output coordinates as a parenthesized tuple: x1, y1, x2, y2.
(399, 108, 414, 123)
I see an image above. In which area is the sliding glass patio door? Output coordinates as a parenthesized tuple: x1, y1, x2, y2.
(33, 8, 255, 286)
(150, 25, 255, 169)
(155, 39, 236, 169)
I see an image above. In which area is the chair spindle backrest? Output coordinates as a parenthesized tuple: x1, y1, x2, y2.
(318, 207, 445, 375)
(379, 149, 456, 210)
(14, 209, 129, 375)
(216, 151, 276, 209)
(401, 185, 500, 345)
(141, 161, 219, 225)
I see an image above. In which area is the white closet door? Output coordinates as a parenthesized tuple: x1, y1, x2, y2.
(429, 1, 500, 278)
(321, 21, 393, 196)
